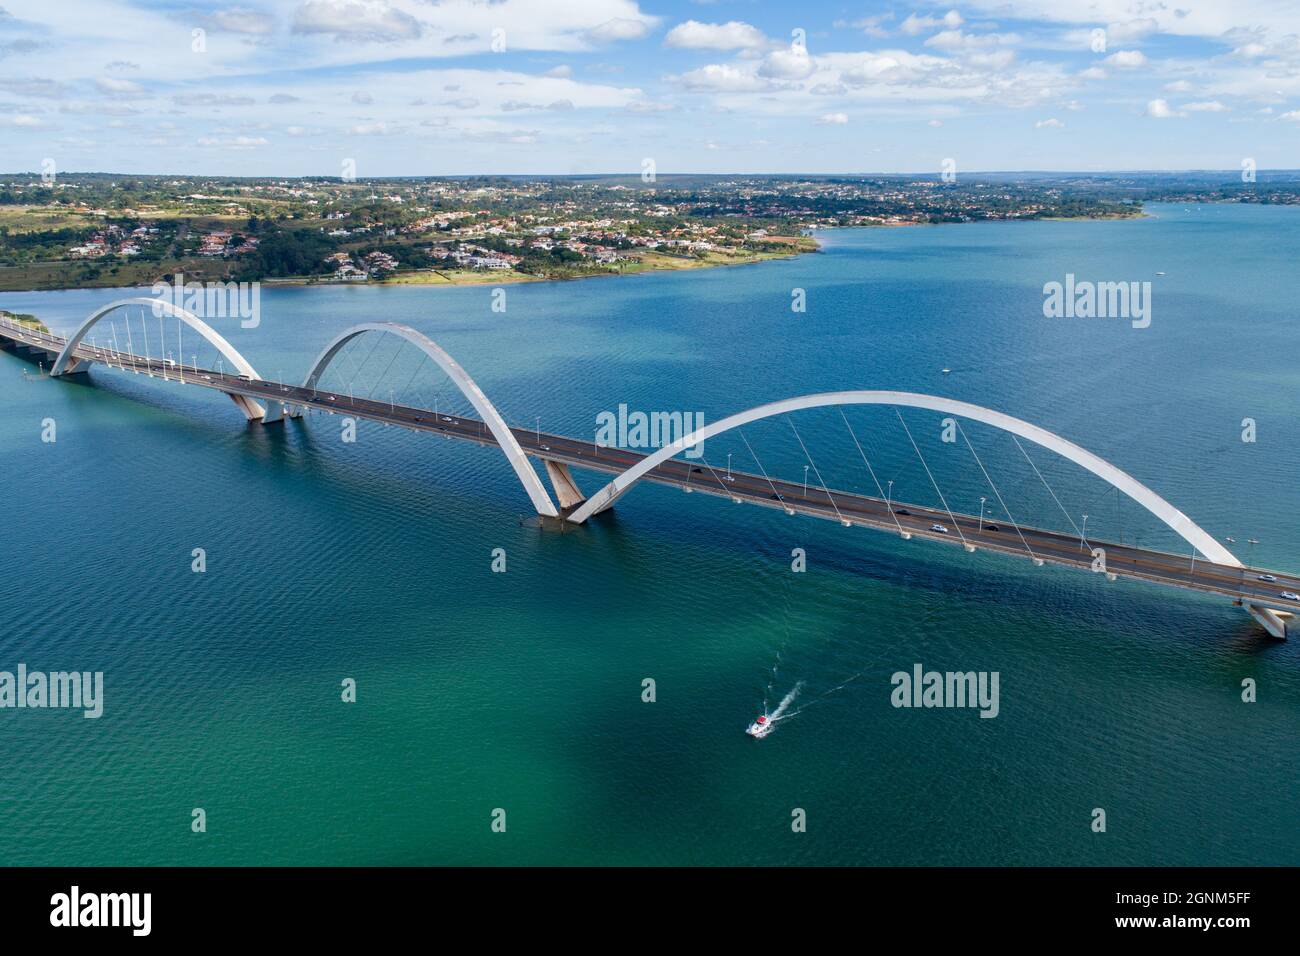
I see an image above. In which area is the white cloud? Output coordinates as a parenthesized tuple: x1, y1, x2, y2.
(1145, 98, 1181, 118)
(1105, 19, 1159, 45)
(816, 112, 848, 125)
(623, 100, 676, 113)
(1035, 117, 1064, 128)
(196, 135, 269, 148)
(1279, 110, 1300, 121)
(587, 17, 652, 43)
(664, 20, 766, 51)
(199, 7, 276, 36)
(900, 10, 963, 36)
(291, 0, 421, 43)
(95, 76, 144, 97)
(1164, 80, 1193, 92)
(843, 14, 893, 39)
(174, 93, 257, 107)
(673, 63, 770, 92)
(543, 65, 572, 78)
(1184, 100, 1229, 112)
(1104, 50, 1148, 68)
(757, 49, 813, 79)
(925, 30, 1019, 51)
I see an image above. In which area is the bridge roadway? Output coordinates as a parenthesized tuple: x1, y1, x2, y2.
(4, 317, 1299, 619)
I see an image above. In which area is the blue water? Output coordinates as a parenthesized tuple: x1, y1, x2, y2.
(1, 203, 1297, 865)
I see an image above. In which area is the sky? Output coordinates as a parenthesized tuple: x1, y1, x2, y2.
(0, 0, 1298, 176)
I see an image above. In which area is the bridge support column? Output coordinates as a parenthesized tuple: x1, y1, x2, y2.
(260, 398, 287, 424)
(1245, 604, 1289, 640)
(225, 392, 267, 422)
(544, 460, 586, 510)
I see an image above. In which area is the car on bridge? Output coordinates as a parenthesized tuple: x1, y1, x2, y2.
(1259, 574, 1278, 582)
(931, 524, 949, 534)
(1282, 591, 1300, 601)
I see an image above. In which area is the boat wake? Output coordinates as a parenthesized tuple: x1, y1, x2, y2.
(747, 682, 804, 738)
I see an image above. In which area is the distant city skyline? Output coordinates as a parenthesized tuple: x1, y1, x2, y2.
(1, 1, 1298, 177)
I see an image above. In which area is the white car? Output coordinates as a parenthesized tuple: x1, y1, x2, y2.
(1281, 591, 1300, 602)
(1258, 574, 1278, 582)
(931, 523, 948, 534)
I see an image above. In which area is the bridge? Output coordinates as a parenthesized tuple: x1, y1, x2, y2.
(2, 301, 1294, 640)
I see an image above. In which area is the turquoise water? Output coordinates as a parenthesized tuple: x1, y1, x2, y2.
(1, 203, 1297, 865)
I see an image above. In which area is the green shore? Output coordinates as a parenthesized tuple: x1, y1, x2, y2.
(0, 237, 821, 294)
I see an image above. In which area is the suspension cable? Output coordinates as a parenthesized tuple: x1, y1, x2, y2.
(893, 408, 968, 548)
(839, 408, 906, 536)
(697, 454, 740, 499)
(786, 416, 847, 524)
(956, 420, 1038, 563)
(1010, 434, 1083, 539)
(346, 330, 386, 391)
(365, 335, 406, 399)
(738, 428, 786, 505)
(392, 352, 430, 407)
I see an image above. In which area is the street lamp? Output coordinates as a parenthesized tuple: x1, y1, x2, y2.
(886, 479, 893, 513)
(979, 496, 987, 533)
(1080, 514, 1089, 551)
(726, 453, 732, 480)
(803, 465, 810, 497)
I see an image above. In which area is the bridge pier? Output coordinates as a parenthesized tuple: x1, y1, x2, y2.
(544, 460, 586, 510)
(1245, 604, 1290, 640)
(225, 392, 267, 422)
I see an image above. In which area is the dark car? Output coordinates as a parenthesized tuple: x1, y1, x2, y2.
(894, 508, 911, 516)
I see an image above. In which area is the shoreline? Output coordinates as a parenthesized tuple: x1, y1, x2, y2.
(0, 212, 1152, 296)
(0, 239, 822, 296)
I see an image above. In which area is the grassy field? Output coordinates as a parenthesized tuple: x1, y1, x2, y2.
(0, 256, 245, 292)
(0, 309, 49, 332)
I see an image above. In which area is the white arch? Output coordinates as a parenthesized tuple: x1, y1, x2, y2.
(51, 297, 267, 420)
(303, 322, 559, 518)
(566, 390, 1243, 568)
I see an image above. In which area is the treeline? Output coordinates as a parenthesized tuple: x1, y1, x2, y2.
(232, 224, 336, 279)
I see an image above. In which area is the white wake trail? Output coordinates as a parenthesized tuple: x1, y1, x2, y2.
(768, 682, 804, 722)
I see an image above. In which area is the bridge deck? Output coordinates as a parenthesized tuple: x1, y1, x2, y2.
(4, 318, 1297, 620)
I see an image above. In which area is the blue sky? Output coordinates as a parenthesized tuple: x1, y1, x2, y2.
(0, 0, 1298, 176)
